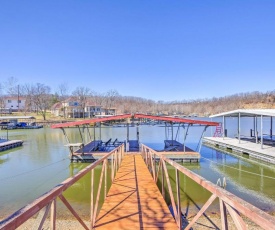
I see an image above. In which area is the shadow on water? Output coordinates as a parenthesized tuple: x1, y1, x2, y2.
(156, 162, 220, 228)
(56, 162, 113, 219)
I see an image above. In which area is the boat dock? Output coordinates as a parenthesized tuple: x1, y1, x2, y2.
(203, 137, 275, 164)
(0, 139, 23, 152)
(94, 154, 177, 229)
(2, 144, 275, 229)
(52, 114, 215, 163)
(70, 139, 200, 163)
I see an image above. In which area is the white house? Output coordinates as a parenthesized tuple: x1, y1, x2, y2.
(2, 96, 26, 111)
(50, 97, 117, 118)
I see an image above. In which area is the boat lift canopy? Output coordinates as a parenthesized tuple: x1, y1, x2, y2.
(51, 114, 218, 155)
(210, 109, 275, 118)
(209, 109, 275, 149)
(51, 113, 218, 129)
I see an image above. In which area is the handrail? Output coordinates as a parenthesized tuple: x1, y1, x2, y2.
(141, 144, 275, 230)
(0, 144, 125, 230)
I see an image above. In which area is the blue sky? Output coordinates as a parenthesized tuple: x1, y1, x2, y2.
(0, 0, 275, 101)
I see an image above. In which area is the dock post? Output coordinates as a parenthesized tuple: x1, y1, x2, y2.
(271, 117, 273, 140)
(61, 128, 74, 160)
(171, 122, 174, 146)
(261, 115, 263, 149)
(255, 116, 258, 143)
(93, 123, 96, 141)
(99, 122, 102, 141)
(222, 116, 225, 139)
(78, 125, 84, 143)
(87, 125, 92, 141)
(238, 112, 241, 144)
(136, 124, 139, 143)
(127, 123, 129, 142)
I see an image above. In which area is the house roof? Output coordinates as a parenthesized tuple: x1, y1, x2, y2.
(209, 109, 275, 118)
(63, 96, 78, 103)
(86, 101, 101, 107)
(51, 102, 63, 110)
(3, 96, 26, 100)
(0, 116, 35, 120)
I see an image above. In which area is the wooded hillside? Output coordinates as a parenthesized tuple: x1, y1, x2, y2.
(1, 77, 275, 117)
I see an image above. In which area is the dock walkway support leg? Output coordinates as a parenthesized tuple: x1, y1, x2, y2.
(61, 128, 74, 160)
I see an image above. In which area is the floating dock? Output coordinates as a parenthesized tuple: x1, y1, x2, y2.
(69, 139, 124, 162)
(94, 154, 178, 229)
(203, 137, 275, 164)
(70, 139, 200, 162)
(0, 139, 23, 152)
(158, 140, 200, 162)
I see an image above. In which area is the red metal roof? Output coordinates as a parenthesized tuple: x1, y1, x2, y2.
(51, 114, 132, 128)
(51, 113, 218, 128)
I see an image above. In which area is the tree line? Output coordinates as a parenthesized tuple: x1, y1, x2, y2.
(1, 77, 275, 120)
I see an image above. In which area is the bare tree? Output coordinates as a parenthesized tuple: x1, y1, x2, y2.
(0, 82, 4, 111)
(20, 84, 34, 114)
(57, 82, 69, 118)
(91, 91, 105, 106)
(105, 89, 120, 110)
(5, 77, 18, 96)
(31, 83, 52, 120)
(72, 86, 91, 118)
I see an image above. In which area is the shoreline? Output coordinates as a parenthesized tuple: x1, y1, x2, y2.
(3, 209, 274, 230)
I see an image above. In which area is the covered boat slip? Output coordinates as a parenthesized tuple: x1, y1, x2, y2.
(0, 116, 42, 129)
(52, 114, 218, 162)
(205, 109, 275, 164)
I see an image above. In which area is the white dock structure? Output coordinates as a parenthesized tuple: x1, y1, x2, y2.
(204, 137, 275, 163)
(204, 109, 275, 164)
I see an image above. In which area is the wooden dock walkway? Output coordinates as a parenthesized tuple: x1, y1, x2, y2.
(94, 154, 178, 230)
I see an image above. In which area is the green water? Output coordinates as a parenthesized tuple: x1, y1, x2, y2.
(0, 125, 275, 221)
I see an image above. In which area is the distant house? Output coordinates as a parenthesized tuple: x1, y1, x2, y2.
(50, 97, 116, 118)
(51, 102, 63, 117)
(50, 97, 117, 118)
(85, 101, 102, 117)
(2, 96, 26, 111)
(62, 97, 82, 118)
(103, 108, 116, 116)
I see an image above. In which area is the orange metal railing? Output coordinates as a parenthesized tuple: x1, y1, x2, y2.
(0, 144, 125, 230)
(141, 144, 275, 230)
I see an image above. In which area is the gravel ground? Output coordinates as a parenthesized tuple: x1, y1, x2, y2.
(15, 213, 268, 230)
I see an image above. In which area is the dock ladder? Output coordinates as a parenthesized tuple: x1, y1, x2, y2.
(213, 122, 223, 137)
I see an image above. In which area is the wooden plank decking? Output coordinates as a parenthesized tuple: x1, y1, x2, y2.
(94, 154, 178, 230)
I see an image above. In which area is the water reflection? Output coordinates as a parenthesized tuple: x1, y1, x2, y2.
(0, 125, 275, 220)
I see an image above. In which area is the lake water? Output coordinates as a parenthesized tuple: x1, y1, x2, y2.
(0, 117, 275, 220)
